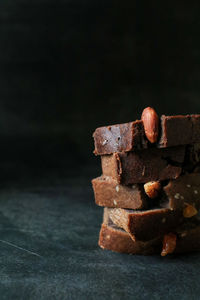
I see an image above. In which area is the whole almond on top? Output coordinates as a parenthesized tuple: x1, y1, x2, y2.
(144, 181, 161, 199)
(141, 107, 159, 143)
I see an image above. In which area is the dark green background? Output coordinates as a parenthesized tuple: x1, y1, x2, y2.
(0, 1, 200, 161)
(0, 1, 200, 299)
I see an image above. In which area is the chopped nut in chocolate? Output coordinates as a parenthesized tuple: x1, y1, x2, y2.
(183, 204, 198, 218)
(161, 233, 177, 256)
(144, 181, 161, 199)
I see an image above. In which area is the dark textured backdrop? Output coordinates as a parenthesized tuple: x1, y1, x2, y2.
(0, 1, 200, 164)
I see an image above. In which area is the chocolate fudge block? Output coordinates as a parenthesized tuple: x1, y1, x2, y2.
(99, 208, 161, 254)
(99, 224, 160, 255)
(101, 146, 185, 184)
(93, 114, 200, 155)
(92, 176, 147, 209)
(99, 214, 200, 255)
(159, 115, 200, 148)
(92, 173, 200, 210)
(162, 173, 200, 210)
(107, 207, 183, 241)
(93, 120, 148, 155)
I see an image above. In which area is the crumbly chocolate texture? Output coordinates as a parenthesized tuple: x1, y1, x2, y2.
(107, 207, 183, 241)
(162, 173, 200, 210)
(93, 115, 200, 155)
(99, 214, 200, 255)
(92, 176, 147, 209)
(101, 146, 185, 184)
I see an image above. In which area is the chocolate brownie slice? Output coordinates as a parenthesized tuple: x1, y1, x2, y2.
(101, 146, 185, 184)
(93, 114, 200, 155)
(107, 207, 183, 241)
(93, 120, 148, 155)
(99, 209, 161, 254)
(92, 176, 147, 209)
(92, 173, 200, 210)
(159, 115, 200, 147)
(99, 213, 200, 255)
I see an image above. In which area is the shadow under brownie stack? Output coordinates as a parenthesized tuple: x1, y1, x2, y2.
(92, 107, 200, 256)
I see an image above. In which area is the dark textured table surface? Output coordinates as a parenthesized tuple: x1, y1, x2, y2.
(0, 162, 200, 300)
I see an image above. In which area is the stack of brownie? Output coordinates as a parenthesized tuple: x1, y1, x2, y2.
(92, 107, 200, 256)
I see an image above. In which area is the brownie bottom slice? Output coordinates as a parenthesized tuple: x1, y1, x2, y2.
(99, 210, 161, 254)
(99, 213, 200, 255)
